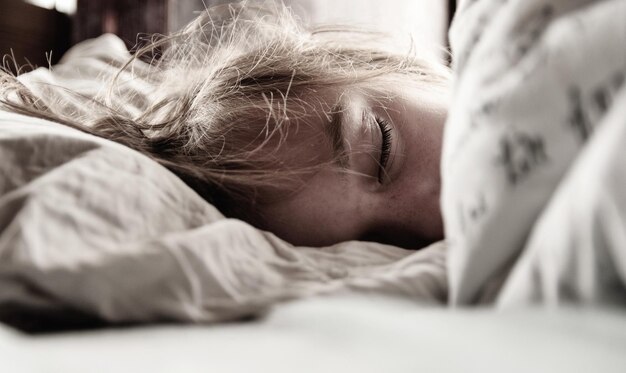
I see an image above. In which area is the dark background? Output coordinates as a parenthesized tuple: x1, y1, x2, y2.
(0, 0, 457, 73)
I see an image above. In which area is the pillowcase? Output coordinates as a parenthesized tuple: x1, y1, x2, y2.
(442, 0, 626, 304)
(18, 33, 152, 119)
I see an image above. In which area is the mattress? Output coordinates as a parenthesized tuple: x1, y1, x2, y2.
(3, 296, 626, 373)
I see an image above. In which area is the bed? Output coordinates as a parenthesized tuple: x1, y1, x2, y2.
(3, 296, 626, 373)
(2, 0, 626, 371)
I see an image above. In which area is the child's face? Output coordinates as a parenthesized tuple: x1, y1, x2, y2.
(259, 84, 447, 250)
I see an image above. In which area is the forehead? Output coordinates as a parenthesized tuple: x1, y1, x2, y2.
(253, 84, 395, 190)
(274, 85, 396, 172)
(268, 88, 346, 163)
(244, 88, 352, 200)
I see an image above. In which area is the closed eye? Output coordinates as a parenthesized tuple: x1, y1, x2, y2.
(375, 116, 392, 183)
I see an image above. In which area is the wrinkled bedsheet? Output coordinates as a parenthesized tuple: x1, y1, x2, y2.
(443, 0, 626, 305)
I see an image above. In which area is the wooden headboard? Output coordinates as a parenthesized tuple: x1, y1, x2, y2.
(74, 0, 169, 50)
(73, 0, 457, 45)
(0, 0, 456, 72)
(0, 0, 71, 73)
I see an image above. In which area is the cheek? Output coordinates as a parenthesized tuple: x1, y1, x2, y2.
(395, 132, 444, 239)
(258, 170, 372, 247)
(361, 181, 443, 249)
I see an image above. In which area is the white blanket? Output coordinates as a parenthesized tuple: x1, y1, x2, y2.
(443, 0, 626, 305)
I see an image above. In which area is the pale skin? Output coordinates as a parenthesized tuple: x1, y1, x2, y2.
(259, 83, 447, 250)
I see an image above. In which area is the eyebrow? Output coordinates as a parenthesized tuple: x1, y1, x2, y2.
(326, 101, 350, 169)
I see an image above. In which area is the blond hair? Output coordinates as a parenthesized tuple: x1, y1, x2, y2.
(0, 2, 450, 220)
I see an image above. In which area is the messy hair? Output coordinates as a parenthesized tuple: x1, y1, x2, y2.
(0, 2, 450, 220)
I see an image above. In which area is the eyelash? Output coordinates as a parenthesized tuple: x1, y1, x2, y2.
(375, 116, 392, 182)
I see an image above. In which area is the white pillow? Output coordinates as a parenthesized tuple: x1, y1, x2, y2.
(18, 34, 152, 119)
(442, 0, 626, 304)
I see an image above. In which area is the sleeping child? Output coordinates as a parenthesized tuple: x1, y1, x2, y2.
(0, 2, 451, 250)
